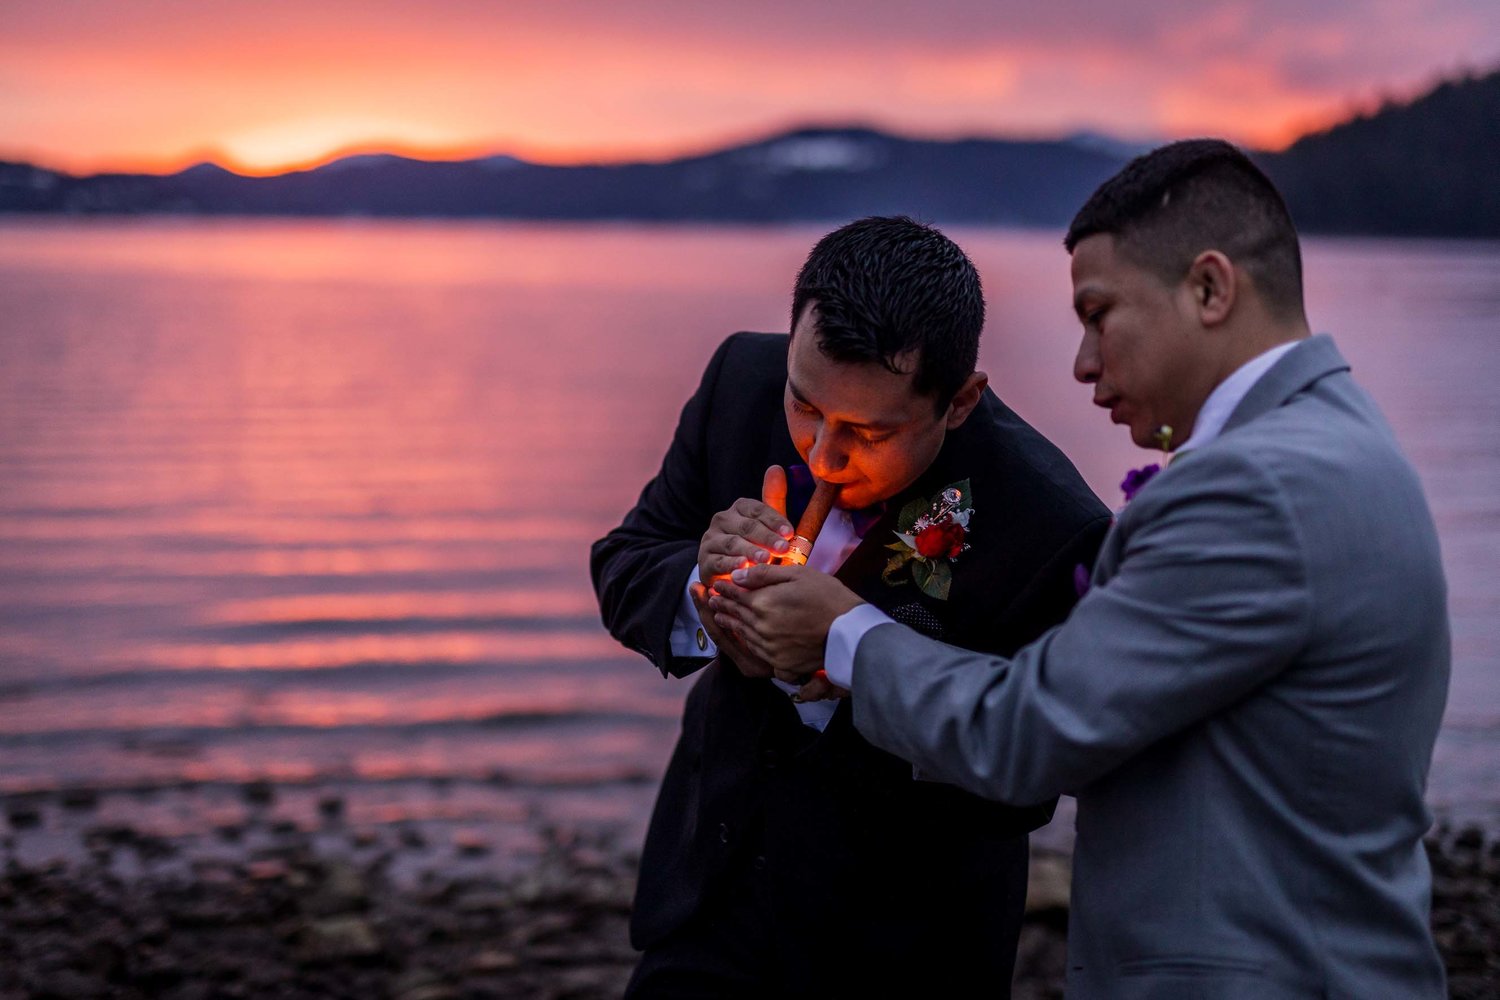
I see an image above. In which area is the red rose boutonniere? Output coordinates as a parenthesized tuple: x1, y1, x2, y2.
(882, 480, 973, 601)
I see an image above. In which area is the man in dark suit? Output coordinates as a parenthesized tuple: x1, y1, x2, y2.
(591, 217, 1110, 998)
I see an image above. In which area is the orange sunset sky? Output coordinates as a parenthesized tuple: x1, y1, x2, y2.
(3, 0, 1497, 176)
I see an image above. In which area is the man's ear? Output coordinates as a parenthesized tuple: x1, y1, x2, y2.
(1187, 250, 1236, 327)
(944, 371, 989, 430)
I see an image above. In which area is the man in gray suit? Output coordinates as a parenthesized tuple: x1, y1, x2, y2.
(710, 140, 1451, 998)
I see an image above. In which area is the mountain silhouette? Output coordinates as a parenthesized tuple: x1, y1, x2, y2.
(1258, 68, 1500, 238)
(2, 67, 1495, 236)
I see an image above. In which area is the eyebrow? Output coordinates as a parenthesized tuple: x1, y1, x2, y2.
(786, 376, 900, 432)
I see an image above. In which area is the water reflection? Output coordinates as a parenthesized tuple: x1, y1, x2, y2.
(0, 220, 1495, 833)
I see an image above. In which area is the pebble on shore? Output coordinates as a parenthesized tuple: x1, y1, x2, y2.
(0, 820, 639, 1000)
(0, 803, 1494, 999)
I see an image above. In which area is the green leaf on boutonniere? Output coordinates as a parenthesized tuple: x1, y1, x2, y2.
(949, 479, 973, 505)
(882, 550, 914, 585)
(897, 497, 928, 533)
(912, 558, 953, 601)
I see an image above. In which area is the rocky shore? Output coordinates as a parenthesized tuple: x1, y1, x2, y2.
(0, 817, 639, 1000)
(1428, 822, 1500, 1000)
(0, 794, 1494, 999)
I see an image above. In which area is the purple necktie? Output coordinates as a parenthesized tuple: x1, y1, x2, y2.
(849, 504, 885, 538)
(788, 465, 883, 539)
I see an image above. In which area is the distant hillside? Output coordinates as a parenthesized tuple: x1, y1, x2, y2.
(1261, 68, 1500, 238)
(0, 129, 1127, 227)
(1, 67, 1495, 236)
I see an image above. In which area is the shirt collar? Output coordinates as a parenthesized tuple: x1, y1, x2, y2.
(1175, 340, 1300, 455)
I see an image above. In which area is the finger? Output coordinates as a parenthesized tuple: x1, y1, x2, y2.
(697, 585, 758, 657)
(707, 588, 756, 627)
(691, 584, 734, 648)
(721, 619, 749, 651)
(728, 563, 802, 591)
(795, 671, 848, 703)
(712, 516, 790, 558)
(731, 498, 794, 544)
(713, 612, 761, 657)
(709, 578, 760, 611)
(705, 522, 781, 557)
(702, 547, 767, 580)
(699, 589, 746, 640)
(713, 579, 786, 623)
(690, 581, 719, 619)
(761, 465, 788, 519)
(774, 664, 814, 685)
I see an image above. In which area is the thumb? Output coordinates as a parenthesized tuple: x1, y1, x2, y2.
(728, 562, 802, 590)
(762, 465, 788, 518)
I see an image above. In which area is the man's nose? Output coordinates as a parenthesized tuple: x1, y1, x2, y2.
(1073, 333, 1101, 385)
(807, 427, 849, 479)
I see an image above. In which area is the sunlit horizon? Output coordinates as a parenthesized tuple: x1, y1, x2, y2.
(4, 0, 1494, 178)
(0, 89, 1424, 179)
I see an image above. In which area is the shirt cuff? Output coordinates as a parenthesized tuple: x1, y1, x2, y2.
(824, 603, 893, 689)
(669, 565, 718, 658)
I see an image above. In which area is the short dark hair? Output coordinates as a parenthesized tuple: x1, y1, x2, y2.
(1065, 139, 1305, 318)
(791, 216, 983, 412)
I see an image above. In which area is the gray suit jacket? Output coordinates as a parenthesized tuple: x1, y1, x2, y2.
(852, 336, 1450, 998)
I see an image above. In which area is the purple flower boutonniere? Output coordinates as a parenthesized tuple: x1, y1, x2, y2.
(882, 480, 973, 601)
(1120, 424, 1175, 504)
(1078, 426, 1176, 598)
(1120, 463, 1161, 502)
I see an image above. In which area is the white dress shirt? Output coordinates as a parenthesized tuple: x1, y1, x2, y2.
(672, 509, 866, 730)
(1173, 340, 1298, 456)
(824, 339, 1305, 689)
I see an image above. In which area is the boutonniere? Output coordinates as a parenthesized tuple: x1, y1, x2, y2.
(1120, 425, 1175, 503)
(882, 480, 972, 601)
(1077, 426, 1175, 598)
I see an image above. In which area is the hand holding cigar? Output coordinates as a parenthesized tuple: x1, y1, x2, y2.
(695, 466, 798, 582)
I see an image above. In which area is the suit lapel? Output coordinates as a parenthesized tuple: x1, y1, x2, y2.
(831, 443, 966, 611)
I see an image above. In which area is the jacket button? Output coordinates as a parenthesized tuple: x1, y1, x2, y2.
(760, 749, 778, 770)
(752, 855, 767, 871)
(718, 822, 731, 844)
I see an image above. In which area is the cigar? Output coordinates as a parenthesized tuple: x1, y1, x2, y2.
(781, 479, 838, 565)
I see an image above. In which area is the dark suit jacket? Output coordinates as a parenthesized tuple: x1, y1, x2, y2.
(591, 332, 1110, 993)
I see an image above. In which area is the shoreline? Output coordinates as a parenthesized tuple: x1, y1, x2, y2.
(1, 787, 1496, 998)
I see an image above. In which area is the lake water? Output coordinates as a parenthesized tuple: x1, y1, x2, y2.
(1, 219, 1496, 871)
